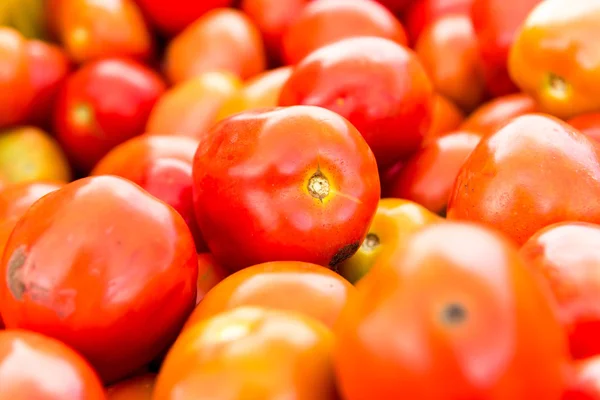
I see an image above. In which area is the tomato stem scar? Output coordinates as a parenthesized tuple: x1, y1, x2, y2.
(546, 73, 569, 100)
(361, 233, 380, 251)
(441, 303, 467, 326)
(308, 170, 330, 201)
(71, 103, 94, 128)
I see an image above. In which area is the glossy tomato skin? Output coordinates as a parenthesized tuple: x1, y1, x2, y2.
(460, 93, 537, 136)
(569, 113, 600, 144)
(193, 106, 380, 272)
(154, 307, 337, 400)
(185, 261, 354, 329)
(448, 114, 600, 245)
(279, 36, 434, 169)
(564, 356, 600, 400)
(0, 329, 106, 399)
(423, 95, 465, 144)
(165, 8, 266, 84)
(386, 131, 481, 215)
(282, 0, 408, 65)
(107, 373, 155, 400)
(335, 222, 570, 399)
(471, 0, 541, 97)
(0, 176, 198, 383)
(195, 253, 229, 304)
(520, 222, 600, 359)
(92, 135, 206, 252)
(54, 58, 166, 172)
(338, 198, 441, 284)
(403, 0, 474, 44)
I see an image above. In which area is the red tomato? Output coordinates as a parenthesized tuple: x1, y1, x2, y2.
(0, 176, 198, 383)
(282, 0, 408, 65)
(192, 106, 380, 272)
(448, 114, 600, 245)
(54, 58, 166, 172)
(279, 36, 433, 169)
(423, 95, 465, 145)
(92, 135, 206, 252)
(470, 0, 542, 96)
(185, 261, 354, 329)
(564, 356, 600, 400)
(460, 93, 537, 136)
(107, 373, 155, 400)
(335, 222, 569, 399)
(569, 113, 600, 144)
(164, 8, 266, 84)
(385, 131, 481, 215)
(0, 329, 105, 399)
(195, 253, 229, 304)
(403, 0, 474, 45)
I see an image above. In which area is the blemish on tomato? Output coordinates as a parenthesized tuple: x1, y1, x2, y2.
(330, 241, 360, 268)
(6, 246, 27, 301)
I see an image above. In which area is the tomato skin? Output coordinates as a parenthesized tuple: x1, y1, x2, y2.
(423, 95, 465, 145)
(92, 135, 206, 252)
(448, 114, 600, 245)
(564, 356, 600, 400)
(165, 8, 266, 84)
(403, 0, 474, 45)
(282, 0, 408, 65)
(107, 373, 155, 400)
(193, 106, 380, 272)
(195, 253, 229, 304)
(279, 36, 433, 169)
(0, 175, 198, 383)
(569, 113, 600, 144)
(154, 306, 337, 400)
(335, 222, 569, 400)
(460, 93, 537, 136)
(54, 58, 166, 172)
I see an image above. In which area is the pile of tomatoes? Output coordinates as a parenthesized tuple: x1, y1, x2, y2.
(1, 0, 600, 398)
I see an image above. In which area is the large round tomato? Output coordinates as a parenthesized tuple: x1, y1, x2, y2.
(192, 106, 380, 272)
(54, 58, 166, 172)
(279, 36, 433, 169)
(154, 307, 337, 400)
(335, 222, 569, 399)
(107, 373, 155, 400)
(403, 0, 474, 44)
(569, 113, 600, 144)
(0, 175, 198, 383)
(0, 329, 105, 399)
(448, 114, 600, 245)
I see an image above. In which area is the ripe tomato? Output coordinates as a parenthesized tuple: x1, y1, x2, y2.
(448, 114, 600, 245)
(0, 176, 198, 383)
(509, 1, 600, 119)
(423, 95, 465, 144)
(134, 0, 234, 36)
(56, 0, 153, 63)
(107, 373, 155, 400)
(146, 72, 242, 140)
(154, 307, 337, 400)
(460, 93, 537, 136)
(338, 198, 441, 284)
(385, 131, 481, 215)
(335, 222, 569, 399)
(0, 27, 33, 129)
(195, 253, 229, 304)
(282, 0, 408, 65)
(54, 58, 166, 172)
(403, 0, 474, 44)
(415, 15, 485, 112)
(569, 113, 600, 144)
(564, 356, 600, 400)
(520, 222, 600, 359)
(165, 8, 266, 84)
(279, 36, 434, 169)
(192, 106, 380, 271)
(92, 135, 206, 252)
(185, 261, 354, 329)
(376, 0, 414, 13)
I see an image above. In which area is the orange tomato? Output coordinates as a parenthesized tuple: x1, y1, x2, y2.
(335, 222, 569, 399)
(569, 113, 600, 143)
(154, 307, 337, 400)
(146, 71, 242, 140)
(0, 176, 198, 383)
(196, 253, 229, 304)
(448, 114, 600, 245)
(423, 95, 465, 144)
(164, 8, 266, 84)
(107, 373, 155, 400)
(460, 93, 537, 136)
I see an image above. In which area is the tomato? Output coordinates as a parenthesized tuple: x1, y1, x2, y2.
(448, 114, 600, 245)
(0, 27, 33, 129)
(217, 66, 293, 121)
(0, 126, 71, 184)
(385, 131, 481, 215)
(185, 261, 354, 329)
(107, 373, 155, 400)
(165, 8, 266, 84)
(54, 58, 166, 172)
(423, 95, 465, 145)
(134, 0, 234, 36)
(0, 329, 106, 399)
(193, 106, 380, 272)
(24, 40, 71, 129)
(282, 0, 408, 65)
(195, 253, 229, 305)
(335, 222, 569, 399)
(279, 36, 434, 169)
(460, 93, 537, 136)
(415, 15, 485, 112)
(471, 0, 541, 97)
(403, 0, 474, 45)
(0, 0, 48, 40)
(146, 72, 242, 140)
(376, 0, 414, 13)
(564, 356, 600, 400)
(154, 307, 337, 400)
(338, 198, 441, 284)
(0, 176, 198, 383)
(509, 1, 600, 120)
(569, 113, 600, 144)
(92, 135, 206, 252)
